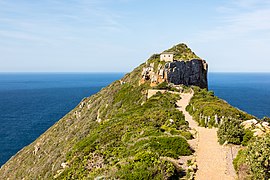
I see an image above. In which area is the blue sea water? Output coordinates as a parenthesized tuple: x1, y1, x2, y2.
(0, 72, 270, 167)
(0, 73, 124, 166)
(209, 73, 270, 119)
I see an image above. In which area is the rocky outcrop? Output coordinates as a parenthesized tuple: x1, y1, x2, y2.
(165, 59, 208, 89)
(140, 59, 208, 89)
(241, 119, 270, 136)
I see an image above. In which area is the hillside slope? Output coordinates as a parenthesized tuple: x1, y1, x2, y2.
(0, 43, 258, 179)
(0, 44, 200, 179)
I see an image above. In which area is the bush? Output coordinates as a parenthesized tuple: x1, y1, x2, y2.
(241, 129, 254, 146)
(187, 87, 254, 128)
(245, 135, 270, 179)
(217, 118, 245, 145)
(234, 135, 270, 179)
(155, 82, 169, 90)
(60, 89, 192, 179)
(116, 154, 177, 180)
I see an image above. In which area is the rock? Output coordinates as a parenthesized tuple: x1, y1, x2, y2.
(255, 123, 264, 130)
(252, 128, 264, 136)
(79, 102, 85, 109)
(97, 118, 102, 123)
(141, 58, 208, 89)
(262, 121, 269, 127)
(33, 142, 41, 155)
(61, 162, 68, 169)
(241, 119, 258, 129)
(94, 176, 106, 180)
(165, 59, 208, 89)
(215, 114, 219, 124)
(119, 80, 126, 85)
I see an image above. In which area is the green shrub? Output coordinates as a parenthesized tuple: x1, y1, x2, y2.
(187, 87, 254, 128)
(155, 82, 169, 90)
(217, 118, 245, 145)
(245, 135, 270, 179)
(116, 156, 177, 180)
(233, 149, 249, 174)
(234, 135, 270, 179)
(241, 129, 254, 146)
(59, 89, 192, 179)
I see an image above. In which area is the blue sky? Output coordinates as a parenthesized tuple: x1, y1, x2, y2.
(0, 0, 269, 72)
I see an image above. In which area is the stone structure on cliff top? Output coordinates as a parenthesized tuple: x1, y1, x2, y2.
(140, 44, 208, 89)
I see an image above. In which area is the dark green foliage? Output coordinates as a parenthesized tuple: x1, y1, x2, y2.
(234, 135, 270, 179)
(241, 129, 254, 146)
(116, 151, 177, 179)
(233, 149, 250, 177)
(187, 87, 254, 128)
(154, 82, 180, 92)
(155, 81, 169, 89)
(246, 135, 270, 179)
(217, 118, 245, 145)
(58, 85, 192, 179)
(187, 87, 254, 145)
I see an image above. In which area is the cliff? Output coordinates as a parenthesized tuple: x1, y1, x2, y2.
(166, 59, 208, 89)
(0, 43, 253, 179)
(140, 43, 208, 89)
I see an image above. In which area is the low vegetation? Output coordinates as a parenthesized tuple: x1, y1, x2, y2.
(233, 134, 270, 179)
(187, 86, 270, 179)
(186, 87, 254, 128)
(57, 84, 193, 179)
(164, 43, 200, 60)
(2, 43, 266, 180)
(217, 118, 254, 145)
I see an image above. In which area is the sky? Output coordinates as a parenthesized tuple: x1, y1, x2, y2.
(0, 0, 270, 72)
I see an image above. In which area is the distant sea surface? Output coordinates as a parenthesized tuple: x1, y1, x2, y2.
(0, 73, 124, 166)
(0, 73, 270, 166)
(209, 73, 270, 119)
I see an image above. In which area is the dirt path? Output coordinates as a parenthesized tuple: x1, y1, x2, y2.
(177, 92, 236, 180)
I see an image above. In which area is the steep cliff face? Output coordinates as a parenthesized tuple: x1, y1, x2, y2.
(165, 59, 208, 89)
(140, 44, 208, 89)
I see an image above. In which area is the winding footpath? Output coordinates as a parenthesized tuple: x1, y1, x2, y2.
(177, 92, 236, 180)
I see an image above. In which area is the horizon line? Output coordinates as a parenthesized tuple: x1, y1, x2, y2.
(0, 71, 270, 74)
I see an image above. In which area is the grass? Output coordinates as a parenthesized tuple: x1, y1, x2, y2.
(57, 84, 193, 179)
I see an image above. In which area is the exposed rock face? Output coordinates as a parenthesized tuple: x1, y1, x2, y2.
(165, 59, 208, 89)
(140, 59, 208, 89)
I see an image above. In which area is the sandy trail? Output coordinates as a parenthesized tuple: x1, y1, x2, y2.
(177, 92, 236, 180)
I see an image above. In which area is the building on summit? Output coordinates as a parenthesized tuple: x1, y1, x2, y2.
(160, 52, 174, 62)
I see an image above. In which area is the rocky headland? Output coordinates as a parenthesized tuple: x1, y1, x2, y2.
(0, 43, 269, 180)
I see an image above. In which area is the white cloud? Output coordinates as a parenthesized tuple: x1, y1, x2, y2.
(0, 0, 127, 45)
(195, 0, 270, 42)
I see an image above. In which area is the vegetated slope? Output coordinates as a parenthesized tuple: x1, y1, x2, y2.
(0, 44, 198, 179)
(186, 87, 254, 128)
(186, 87, 270, 179)
(233, 134, 270, 179)
(164, 43, 200, 60)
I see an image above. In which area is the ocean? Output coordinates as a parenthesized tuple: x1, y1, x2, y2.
(0, 72, 270, 166)
(0, 73, 124, 166)
(208, 73, 270, 119)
